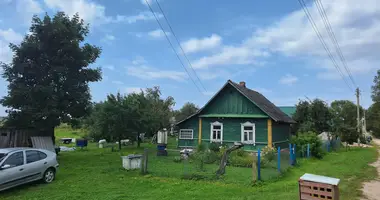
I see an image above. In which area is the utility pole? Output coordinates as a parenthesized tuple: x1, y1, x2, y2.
(356, 88, 361, 145)
(356, 88, 360, 133)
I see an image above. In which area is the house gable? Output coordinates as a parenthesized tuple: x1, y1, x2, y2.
(200, 84, 267, 117)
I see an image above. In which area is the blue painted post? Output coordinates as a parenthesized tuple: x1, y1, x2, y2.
(293, 144, 296, 165)
(289, 143, 292, 165)
(307, 144, 310, 158)
(277, 146, 281, 172)
(327, 142, 330, 152)
(257, 149, 261, 181)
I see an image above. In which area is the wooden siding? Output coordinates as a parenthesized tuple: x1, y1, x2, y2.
(201, 118, 267, 151)
(272, 122, 290, 149)
(201, 84, 267, 116)
(178, 117, 199, 147)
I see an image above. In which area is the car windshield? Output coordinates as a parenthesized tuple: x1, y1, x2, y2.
(0, 153, 6, 162)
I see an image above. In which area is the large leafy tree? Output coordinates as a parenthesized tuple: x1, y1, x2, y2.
(330, 100, 360, 143)
(293, 99, 331, 134)
(372, 70, 380, 102)
(174, 102, 199, 122)
(0, 12, 101, 130)
(367, 102, 380, 137)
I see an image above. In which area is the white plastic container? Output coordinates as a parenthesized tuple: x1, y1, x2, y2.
(121, 155, 142, 170)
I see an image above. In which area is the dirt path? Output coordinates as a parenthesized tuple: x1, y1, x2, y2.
(361, 138, 380, 200)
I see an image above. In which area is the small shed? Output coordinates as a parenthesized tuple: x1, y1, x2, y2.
(0, 127, 55, 149)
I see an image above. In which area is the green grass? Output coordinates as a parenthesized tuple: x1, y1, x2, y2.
(0, 144, 377, 200)
(1, 127, 378, 199)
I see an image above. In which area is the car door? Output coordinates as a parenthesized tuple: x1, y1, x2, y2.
(0, 151, 27, 190)
(24, 150, 48, 181)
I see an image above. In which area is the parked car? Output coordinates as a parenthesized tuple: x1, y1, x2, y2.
(0, 148, 59, 192)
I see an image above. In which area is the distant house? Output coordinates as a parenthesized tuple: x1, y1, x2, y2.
(278, 106, 296, 118)
(176, 80, 296, 151)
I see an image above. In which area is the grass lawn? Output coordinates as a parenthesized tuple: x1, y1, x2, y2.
(0, 139, 377, 200)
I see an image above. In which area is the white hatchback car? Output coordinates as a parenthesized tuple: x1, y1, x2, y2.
(0, 148, 59, 191)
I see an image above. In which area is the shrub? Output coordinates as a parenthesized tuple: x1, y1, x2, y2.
(208, 142, 221, 152)
(173, 156, 182, 163)
(291, 131, 325, 159)
(229, 154, 254, 167)
(261, 146, 276, 162)
(196, 143, 206, 152)
(235, 148, 246, 157)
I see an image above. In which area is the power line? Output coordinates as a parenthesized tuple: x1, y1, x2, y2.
(154, 0, 207, 92)
(314, 0, 357, 87)
(144, 0, 205, 95)
(297, 0, 354, 92)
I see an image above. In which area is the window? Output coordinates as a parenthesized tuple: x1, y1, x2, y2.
(3, 152, 24, 167)
(26, 150, 47, 163)
(241, 122, 255, 144)
(210, 121, 223, 142)
(0, 153, 6, 162)
(179, 129, 193, 139)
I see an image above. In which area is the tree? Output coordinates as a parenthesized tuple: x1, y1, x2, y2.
(293, 99, 331, 134)
(367, 102, 380, 137)
(330, 100, 360, 144)
(372, 70, 380, 102)
(0, 12, 101, 131)
(174, 102, 199, 122)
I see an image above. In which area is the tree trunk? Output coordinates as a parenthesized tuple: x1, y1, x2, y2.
(137, 133, 141, 148)
(118, 138, 122, 150)
(216, 143, 244, 176)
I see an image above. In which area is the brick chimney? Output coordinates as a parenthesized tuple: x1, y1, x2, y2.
(239, 81, 246, 88)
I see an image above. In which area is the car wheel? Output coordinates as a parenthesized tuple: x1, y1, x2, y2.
(42, 168, 55, 183)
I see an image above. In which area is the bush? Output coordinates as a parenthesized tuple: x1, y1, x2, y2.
(261, 146, 276, 162)
(229, 154, 254, 168)
(208, 142, 221, 152)
(173, 156, 182, 163)
(291, 131, 325, 159)
(196, 143, 206, 152)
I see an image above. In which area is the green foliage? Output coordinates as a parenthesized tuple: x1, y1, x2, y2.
(181, 171, 217, 181)
(174, 102, 199, 123)
(235, 148, 246, 157)
(291, 131, 325, 159)
(261, 146, 276, 162)
(196, 143, 206, 152)
(293, 99, 332, 134)
(208, 142, 221, 152)
(367, 102, 380, 137)
(372, 69, 380, 102)
(229, 154, 254, 168)
(173, 156, 182, 163)
(0, 12, 101, 129)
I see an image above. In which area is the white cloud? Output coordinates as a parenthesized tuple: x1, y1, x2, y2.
(0, 29, 23, 44)
(103, 65, 115, 71)
(125, 87, 142, 94)
(16, 0, 43, 24)
(279, 74, 298, 86)
(181, 34, 222, 54)
(43, 0, 162, 25)
(192, 46, 269, 69)
(127, 65, 187, 81)
(111, 80, 123, 85)
(244, 0, 380, 78)
(0, 29, 23, 63)
(132, 56, 147, 65)
(101, 34, 115, 44)
(148, 29, 170, 39)
(191, 0, 380, 77)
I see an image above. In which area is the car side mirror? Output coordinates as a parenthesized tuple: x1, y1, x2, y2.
(0, 164, 11, 170)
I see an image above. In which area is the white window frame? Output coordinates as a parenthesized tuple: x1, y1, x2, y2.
(210, 121, 223, 143)
(241, 122, 255, 144)
(179, 129, 194, 140)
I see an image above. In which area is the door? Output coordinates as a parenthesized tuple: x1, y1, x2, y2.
(0, 151, 27, 190)
(24, 150, 48, 181)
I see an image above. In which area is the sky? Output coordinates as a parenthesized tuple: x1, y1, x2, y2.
(0, 0, 379, 116)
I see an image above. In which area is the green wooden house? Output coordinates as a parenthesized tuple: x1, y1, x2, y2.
(176, 80, 296, 151)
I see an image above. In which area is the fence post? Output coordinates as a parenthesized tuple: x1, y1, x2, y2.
(327, 142, 330, 152)
(293, 144, 296, 165)
(277, 146, 281, 172)
(257, 148, 261, 181)
(141, 148, 148, 174)
(289, 143, 292, 165)
(307, 144, 310, 158)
